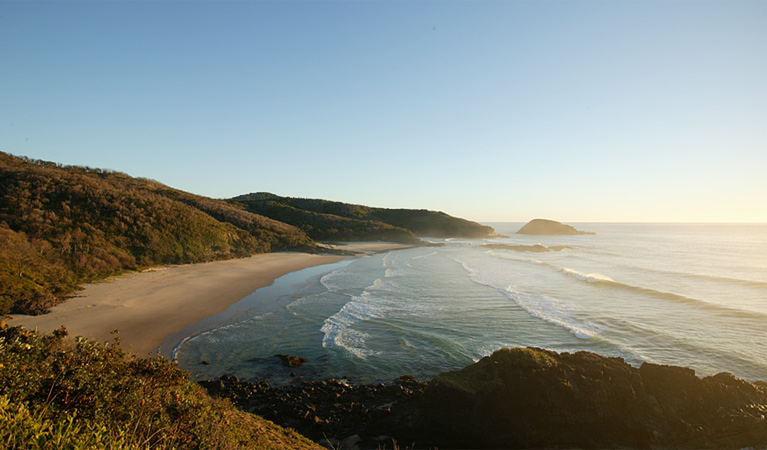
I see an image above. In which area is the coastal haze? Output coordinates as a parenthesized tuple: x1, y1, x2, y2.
(2, 1, 765, 223)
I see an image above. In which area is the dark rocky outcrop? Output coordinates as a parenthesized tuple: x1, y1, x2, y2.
(201, 348, 767, 449)
(199, 375, 426, 449)
(517, 218, 594, 235)
(483, 244, 571, 252)
(419, 347, 767, 449)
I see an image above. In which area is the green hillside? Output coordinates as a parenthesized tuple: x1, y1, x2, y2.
(0, 152, 314, 315)
(1, 153, 499, 316)
(233, 193, 497, 241)
(233, 195, 420, 244)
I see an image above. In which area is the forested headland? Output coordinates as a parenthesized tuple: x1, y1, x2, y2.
(0, 152, 496, 316)
(232, 192, 498, 243)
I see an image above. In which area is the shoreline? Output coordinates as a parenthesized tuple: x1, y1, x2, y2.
(159, 258, 355, 359)
(8, 242, 415, 358)
(9, 252, 345, 357)
(160, 242, 418, 359)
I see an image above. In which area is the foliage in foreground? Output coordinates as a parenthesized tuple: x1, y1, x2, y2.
(0, 324, 321, 450)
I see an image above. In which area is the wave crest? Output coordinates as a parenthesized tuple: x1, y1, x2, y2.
(561, 268, 767, 319)
(504, 287, 600, 340)
(451, 256, 600, 340)
(562, 268, 615, 283)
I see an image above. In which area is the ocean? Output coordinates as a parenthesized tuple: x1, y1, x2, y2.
(173, 223, 767, 384)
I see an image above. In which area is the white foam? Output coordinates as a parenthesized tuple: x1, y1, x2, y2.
(384, 267, 407, 279)
(322, 324, 375, 359)
(562, 268, 615, 283)
(451, 255, 600, 340)
(321, 278, 393, 358)
(453, 257, 479, 278)
(320, 267, 350, 292)
(504, 287, 599, 340)
(382, 252, 395, 268)
(399, 338, 416, 351)
(406, 251, 439, 268)
(410, 251, 438, 261)
(321, 299, 379, 358)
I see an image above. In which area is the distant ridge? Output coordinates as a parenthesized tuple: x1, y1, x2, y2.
(517, 218, 594, 235)
(232, 192, 498, 242)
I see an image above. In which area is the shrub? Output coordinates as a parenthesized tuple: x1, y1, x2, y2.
(0, 324, 320, 450)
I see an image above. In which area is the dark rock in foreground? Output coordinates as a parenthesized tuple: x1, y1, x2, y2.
(199, 375, 425, 449)
(200, 348, 767, 449)
(517, 218, 594, 235)
(420, 347, 767, 449)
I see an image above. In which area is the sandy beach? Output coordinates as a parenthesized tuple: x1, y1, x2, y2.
(9, 243, 413, 357)
(9, 252, 349, 357)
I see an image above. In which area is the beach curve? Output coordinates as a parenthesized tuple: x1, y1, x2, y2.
(9, 253, 347, 357)
(8, 243, 415, 358)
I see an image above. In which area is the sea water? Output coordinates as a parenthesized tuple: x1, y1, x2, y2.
(173, 223, 767, 383)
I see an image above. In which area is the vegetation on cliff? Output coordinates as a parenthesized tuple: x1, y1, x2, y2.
(0, 152, 314, 315)
(0, 324, 321, 450)
(232, 195, 420, 244)
(233, 192, 497, 241)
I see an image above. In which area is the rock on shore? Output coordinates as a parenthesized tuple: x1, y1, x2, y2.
(517, 219, 594, 235)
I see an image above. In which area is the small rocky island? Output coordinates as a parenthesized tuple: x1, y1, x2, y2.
(517, 218, 594, 235)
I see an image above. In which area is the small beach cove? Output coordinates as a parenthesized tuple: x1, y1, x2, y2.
(9, 243, 412, 358)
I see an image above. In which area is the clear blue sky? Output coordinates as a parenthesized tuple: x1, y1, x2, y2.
(2, 1, 765, 222)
